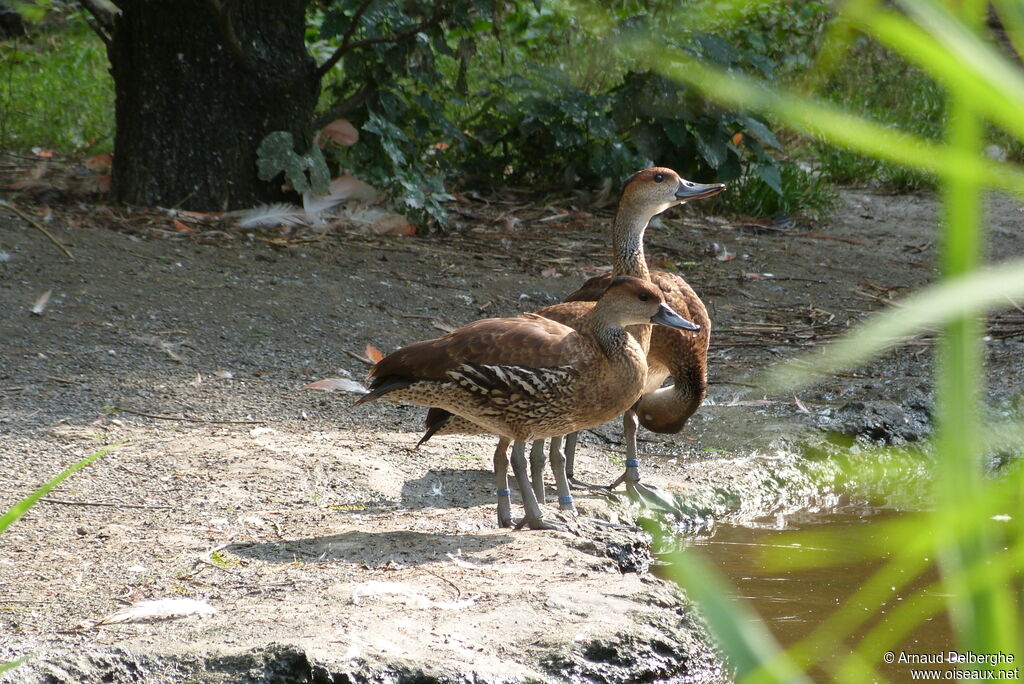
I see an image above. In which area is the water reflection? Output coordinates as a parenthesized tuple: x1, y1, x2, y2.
(683, 512, 956, 682)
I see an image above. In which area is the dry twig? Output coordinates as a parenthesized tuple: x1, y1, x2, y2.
(0, 202, 74, 260)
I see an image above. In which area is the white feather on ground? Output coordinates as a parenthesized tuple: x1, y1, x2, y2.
(301, 378, 368, 394)
(94, 598, 216, 626)
(229, 203, 307, 229)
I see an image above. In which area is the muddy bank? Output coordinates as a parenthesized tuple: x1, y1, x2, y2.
(1, 188, 1022, 682)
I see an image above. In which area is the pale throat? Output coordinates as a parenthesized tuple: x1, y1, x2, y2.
(611, 215, 651, 280)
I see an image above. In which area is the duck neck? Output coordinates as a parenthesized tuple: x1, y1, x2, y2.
(584, 312, 646, 363)
(610, 206, 651, 280)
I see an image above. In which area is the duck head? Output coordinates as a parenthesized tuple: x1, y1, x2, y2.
(618, 167, 726, 220)
(600, 276, 700, 331)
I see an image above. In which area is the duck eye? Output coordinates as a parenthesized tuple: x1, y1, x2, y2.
(653, 173, 665, 183)
(638, 292, 650, 301)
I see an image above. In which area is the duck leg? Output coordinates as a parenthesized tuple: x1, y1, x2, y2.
(494, 437, 513, 528)
(608, 409, 641, 490)
(547, 436, 576, 512)
(609, 410, 684, 515)
(509, 440, 563, 531)
(529, 440, 547, 503)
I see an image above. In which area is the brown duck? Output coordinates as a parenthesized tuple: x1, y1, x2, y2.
(423, 167, 724, 513)
(357, 277, 699, 529)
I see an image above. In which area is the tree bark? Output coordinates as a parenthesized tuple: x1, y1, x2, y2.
(108, 0, 318, 210)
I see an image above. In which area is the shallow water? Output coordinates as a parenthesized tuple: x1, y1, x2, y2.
(689, 512, 960, 682)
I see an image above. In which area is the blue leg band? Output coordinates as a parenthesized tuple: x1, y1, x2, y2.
(496, 489, 511, 497)
(625, 459, 640, 467)
(558, 495, 574, 505)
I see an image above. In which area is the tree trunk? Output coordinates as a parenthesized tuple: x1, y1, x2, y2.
(108, 0, 318, 210)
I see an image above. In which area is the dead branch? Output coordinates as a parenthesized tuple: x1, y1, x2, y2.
(41, 498, 175, 510)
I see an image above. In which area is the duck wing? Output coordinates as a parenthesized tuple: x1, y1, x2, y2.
(367, 313, 580, 385)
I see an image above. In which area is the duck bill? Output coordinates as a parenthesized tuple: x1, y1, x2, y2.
(675, 180, 726, 202)
(651, 303, 700, 331)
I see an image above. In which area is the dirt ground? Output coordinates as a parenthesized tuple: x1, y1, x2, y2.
(1, 185, 1022, 683)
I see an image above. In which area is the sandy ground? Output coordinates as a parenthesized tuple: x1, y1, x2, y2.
(1, 186, 1022, 682)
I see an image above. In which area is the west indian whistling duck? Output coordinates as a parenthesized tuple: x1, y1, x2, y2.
(421, 168, 724, 515)
(356, 277, 700, 530)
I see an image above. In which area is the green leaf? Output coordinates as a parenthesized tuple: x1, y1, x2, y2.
(695, 131, 727, 169)
(0, 441, 124, 535)
(13, 1, 48, 22)
(0, 657, 30, 676)
(256, 132, 329, 195)
(755, 163, 783, 195)
(739, 114, 782, 150)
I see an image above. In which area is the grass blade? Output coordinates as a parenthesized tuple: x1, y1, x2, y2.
(0, 441, 124, 535)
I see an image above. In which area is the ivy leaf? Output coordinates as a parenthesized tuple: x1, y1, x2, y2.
(256, 132, 329, 195)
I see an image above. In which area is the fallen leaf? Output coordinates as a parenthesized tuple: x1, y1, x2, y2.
(172, 219, 194, 233)
(31, 290, 52, 315)
(320, 118, 359, 147)
(540, 267, 561, 278)
(732, 132, 744, 146)
(372, 213, 415, 236)
(301, 378, 368, 394)
(31, 147, 53, 158)
(338, 206, 415, 236)
(214, 369, 234, 379)
(84, 153, 113, 171)
(365, 344, 384, 363)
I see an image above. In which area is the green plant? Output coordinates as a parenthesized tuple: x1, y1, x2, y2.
(614, 0, 1024, 680)
(0, 14, 113, 153)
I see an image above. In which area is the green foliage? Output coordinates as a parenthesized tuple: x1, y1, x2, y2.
(256, 131, 330, 195)
(452, 66, 649, 186)
(312, 0, 481, 227)
(812, 37, 946, 190)
(725, 160, 836, 221)
(0, 15, 113, 154)
(308, 1, 816, 225)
